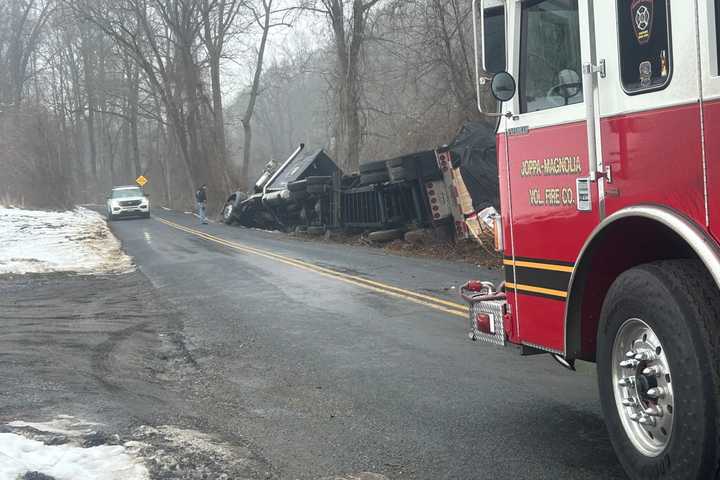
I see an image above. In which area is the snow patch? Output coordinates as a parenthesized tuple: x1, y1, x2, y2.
(0, 432, 148, 480)
(0, 207, 134, 275)
(1, 418, 271, 480)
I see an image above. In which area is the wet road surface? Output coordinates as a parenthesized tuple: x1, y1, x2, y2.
(1, 208, 628, 479)
(110, 210, 626, 480)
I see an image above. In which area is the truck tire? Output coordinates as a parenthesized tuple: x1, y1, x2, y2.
(305, 176, 332, 185)
(291, 190, 308, 201)
(597, 260, 720, 480)
(288, 180, 307, 192)
(359, 171, 390, 186)
(359, 159, 387, 174)
(222, 203, 235, 224)
(367, 228, 406, 242)
(307, 184, 327, 195)
(388, 166, 417, 182)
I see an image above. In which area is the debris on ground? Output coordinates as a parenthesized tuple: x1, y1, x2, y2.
(384, 236, 501, 269)
(0, 207, 133, 275)
(290, 227, 501, 269)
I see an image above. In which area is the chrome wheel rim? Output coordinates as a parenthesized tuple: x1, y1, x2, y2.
(611, 318, 674, 457)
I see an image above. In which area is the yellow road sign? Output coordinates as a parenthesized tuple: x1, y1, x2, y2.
(136, 175, 148, 187)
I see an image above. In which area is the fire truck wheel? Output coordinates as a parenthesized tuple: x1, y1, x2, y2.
(597, 260, 720, 480)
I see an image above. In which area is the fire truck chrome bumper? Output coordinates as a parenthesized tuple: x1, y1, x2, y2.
(612, 318, 674, 457)
(461, 281, 507, 347)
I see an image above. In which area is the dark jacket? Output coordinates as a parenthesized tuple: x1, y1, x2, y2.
(195, 188, 207, 203)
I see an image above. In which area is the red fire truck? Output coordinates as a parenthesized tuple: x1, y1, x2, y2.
(465, 1, 720, 478)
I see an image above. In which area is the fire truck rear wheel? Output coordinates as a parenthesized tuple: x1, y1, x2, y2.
(597, 260, 720, 480)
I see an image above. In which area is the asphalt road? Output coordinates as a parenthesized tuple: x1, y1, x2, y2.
(98, 209, 626, 480)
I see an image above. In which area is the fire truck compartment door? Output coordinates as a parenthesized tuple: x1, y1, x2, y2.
(592, 0, 705, 228)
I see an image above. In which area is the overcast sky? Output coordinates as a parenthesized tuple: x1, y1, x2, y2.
(220, 6, 327, 104)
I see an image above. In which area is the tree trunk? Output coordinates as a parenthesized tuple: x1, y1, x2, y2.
(241, 120, 252, 189)
(240, 0, 272, 189)
(201, 0, 233, 192)
(128, 63, 141, 177)
(80, 26, 98, 181)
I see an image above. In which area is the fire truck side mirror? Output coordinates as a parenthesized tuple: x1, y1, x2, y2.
(490, 71, 516, 103)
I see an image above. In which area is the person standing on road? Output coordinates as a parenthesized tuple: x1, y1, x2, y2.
(195, 184, 208, 225)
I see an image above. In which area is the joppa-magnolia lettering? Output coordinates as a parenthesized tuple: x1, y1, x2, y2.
(521, 156, 582, 177)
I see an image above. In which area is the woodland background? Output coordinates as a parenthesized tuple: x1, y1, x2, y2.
(0, 0, 493, 210)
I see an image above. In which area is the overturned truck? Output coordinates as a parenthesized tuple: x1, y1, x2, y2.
(222, 125, 498, 241)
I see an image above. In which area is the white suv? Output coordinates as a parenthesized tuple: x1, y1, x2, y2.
(106, 186, 150, 221)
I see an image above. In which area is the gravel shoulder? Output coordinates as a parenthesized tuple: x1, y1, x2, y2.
(0, 271, 275, 480)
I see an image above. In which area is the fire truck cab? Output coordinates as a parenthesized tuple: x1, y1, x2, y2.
(467, 1, 720, 478)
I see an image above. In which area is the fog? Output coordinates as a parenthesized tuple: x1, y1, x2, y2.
(0, 0, 492, 210)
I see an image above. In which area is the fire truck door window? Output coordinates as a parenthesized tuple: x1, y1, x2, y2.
(519, 0, 583, 114)
(617, 0, 672, 93)
(484, 6, 506, 74)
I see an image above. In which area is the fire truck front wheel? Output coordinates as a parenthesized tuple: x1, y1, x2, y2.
(597, 260, 720, 480)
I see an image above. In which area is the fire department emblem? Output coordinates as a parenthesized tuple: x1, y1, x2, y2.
(631, 0, 654, 45)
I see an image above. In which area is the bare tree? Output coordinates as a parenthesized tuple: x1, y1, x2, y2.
(74, 0, 213, 200)
(201, 0, 244, 191)
(0, 0, 53, 106)
(238, 0, 295, 188)
(304, 0, 380, 172)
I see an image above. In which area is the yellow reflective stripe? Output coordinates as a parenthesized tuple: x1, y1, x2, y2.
(155, 217, 469, 318)
(505, 282, 568, 299)
(503, 259, 574, 273)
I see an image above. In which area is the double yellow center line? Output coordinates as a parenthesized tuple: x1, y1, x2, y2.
(155, 217, 469, 318)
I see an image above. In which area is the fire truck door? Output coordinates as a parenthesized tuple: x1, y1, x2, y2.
(499, 0, 601, 353)
(592, 1, 705, 226)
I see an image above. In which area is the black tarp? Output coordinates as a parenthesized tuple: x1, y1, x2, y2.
(448, 121, 499, 211)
